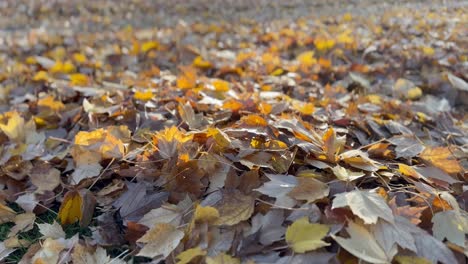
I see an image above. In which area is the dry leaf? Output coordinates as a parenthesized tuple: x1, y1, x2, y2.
(176, 247, 207, 264)
(286, 217, 330, 253)
(332, 189, 394, 224)
(137, 223, 184, 259)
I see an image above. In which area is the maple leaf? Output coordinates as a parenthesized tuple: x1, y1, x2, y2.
(137, 223, 184, 259)
(286, 217, 330, 253)
(37, 221, 66, 239)
(332, 189, 394, 224)
(332, 220, 391, 264)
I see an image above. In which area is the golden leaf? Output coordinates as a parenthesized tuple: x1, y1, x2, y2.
(58, 190, 82, 225)
(134, 89, 154, 101)
(69, 73, 89, 86)
(212, 79, 230, 92)
(420, 147, 462, 174)
(193, 56, 212, 69)
(0, 111, 25, 142)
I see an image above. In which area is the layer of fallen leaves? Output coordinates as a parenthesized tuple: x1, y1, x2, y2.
(0, 2, 467, 263)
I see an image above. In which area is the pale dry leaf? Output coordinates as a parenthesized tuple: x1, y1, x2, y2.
(332, 220, 390, 264)
(248, 210, 286, 245)
(138, 204, 183, 228)
(137, 223, 184, 259)
(8, 213, 36, 238)
(432, 210, 468, 247)
(72, 244, 126, 264)
(372, 219, 416, 258)
(254, 174, 297, 207)
(332, 189, 394, 224)
(30, 167, 61, 194)
(38, 221, 66, 239)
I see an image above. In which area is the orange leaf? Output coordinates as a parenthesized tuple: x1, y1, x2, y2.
(420, 147, 462, 174)
(240, 114, 268, 127)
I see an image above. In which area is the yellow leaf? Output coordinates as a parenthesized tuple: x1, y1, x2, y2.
(154, 126, 193, 144)
(176, 247, 207, 264)
(297, 51, 316, 67)
(194, 205, 219, 223)
(0, 111, 25, 142)
(177, 66, 198, 89)
(212, 79, 230, 92)
(407, 87, 422, 100)
(206, 253, 240, 264)
(141, 41, 159, 53)
(398, 164, 420, 179)
(134, 89, 154, 101)
(292, 101, 315, 115)
(342, 13, 353, 22)
(32, 71, 49, 82)
(37, 95, 65, 112)
(422, 46, 435, 56)
(50, 60, 75, 74)
(72, 53, 87, 63)
(69, 73, 89, 86)
(222, 99, 243, 111)
(420, 147, 462, 174)
(193, 56, 212, 69)
(315, 37, 335, 52)
(58, 190, 82, 225)
(286, 217, 330, 253)
(207, 127, 231, 149)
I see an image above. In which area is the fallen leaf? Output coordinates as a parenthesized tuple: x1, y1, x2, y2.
(176, 247, 207, 264)
(332, 189, 394, 224)
(214, 190, 255, 226)
(288, 177, 329, 203)
(286, 217, 330, 253)
(332, 220, 390, 264)
(137, 223, 184, 259)
(38, 221, 66, 239)
(432, 210, 468, 247)
(420, 147, 462, 174)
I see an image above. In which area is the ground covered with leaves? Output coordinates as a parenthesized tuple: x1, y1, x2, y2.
(0, 1, 467, 263)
